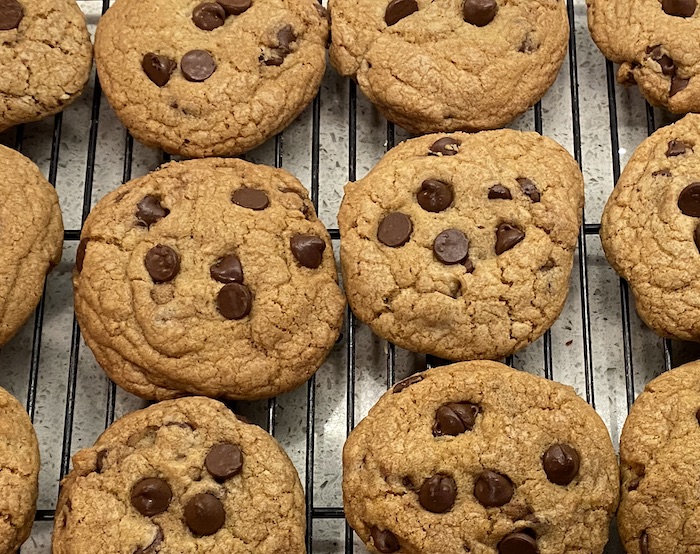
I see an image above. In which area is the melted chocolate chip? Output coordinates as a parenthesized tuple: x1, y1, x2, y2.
(277, 25, 297, 53)
(136, 195, 169, 227)
(217, 283, 252, 320)
(495, 223, 525, 255)
(640, 532, 650, 554)
(393, 374, 423, 393)
(371, 528, 400, 553)
(498, 532, 538, 554)
(134, 526, 163, 554)
(76, 239, 88, 273)
(662, 0, 696, 17)
(488, 185, 512, 200)
(131, 478, 172, 517)
(463, 0, 497, 26)
(666, 140, 691, 156)
(474, 471, 514, 507)
(232, 187, 269, 210)
(145, 245, 180, 283)
(218, 0, 251, 15)
(418, 179, 453, 212)
(184, 493, 225, 536)
(671, 76, 689, 96)
(429, 137, 461, 156)
(543, 444, 580, 485)
(434, 229, 470, 265)
(385, 0, 418, 26)
(517, 178, 541, 202)
(419, 474, 457, 513)
(433, 402, 479, 436)
(142, 53, 177, 87)
(679, 183, 700, 216)
(211, 255, 244, 284)
(0, 0, 23, 31)
(291, 234, 326, 268)
(192, 2, 226, 30)
(181, 50, 217, 82)
(377, 212, 412, 247)
(205, 443, 243, 481)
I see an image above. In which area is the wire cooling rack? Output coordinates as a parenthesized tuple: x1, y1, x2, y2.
(0, 0, 691, 552)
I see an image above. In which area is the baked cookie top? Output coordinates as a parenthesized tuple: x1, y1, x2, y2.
(74, 158, 345, 401)
(587, 0, 700, 113)
(601, 113, 700, 342)
(0, 144, 63, 346)
(0, 0, 92, 131)
(53, 396, 305, 553)
(338, 130, 583, 361)
(342, 361, 620, 554)
(94, 0, 328, 158)
(328, 0, 568, 134)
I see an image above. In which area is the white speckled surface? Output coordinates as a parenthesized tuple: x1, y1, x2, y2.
(0, 1, 684, 552)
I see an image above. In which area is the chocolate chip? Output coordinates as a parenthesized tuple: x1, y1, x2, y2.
(377, 212, 412, 247)
(218, 0, 251, 15)
(429, 137, 461, 156)
(498, 532, 538, 554)
(488, 185, 512, 200)
(277, 25, 297, 53)
(181, 50, 216, 82)
(95, 450, 108, 473)
(696, 224, 700, 252)
(652, 169, 672, 177)
(232, 187, 269, 210)
(464, 259, 475, 273)
(418, 180, 453, 212)
(192, 2, 226, 30)
(262, 50, 285, 66)
(640, 532, 650, 554)
(658, 55, 676, 76)
(517, 178, 541, 202)
(393, 374, 423, 393)
(384, 0, 418, 26)
(184, 493, 225, 536)
(543, 444, 580, 485)
(217, 283, 252, 320)
(628, 476, 642, 491)
(679, 183, 700, 216)
(145, 245, 180, 283)
(474, 471, 514, 507)
(434, 229, 470, 265)
(131, 478, 172, 517)
(205, 443, 243, 481)
(291, 234, 326, 268)
(433, 402, 479, 436)
(211, 255, 244, 284)
(662, 0, 696, 17)
(671, 76, 689, 96)
(463, 0, 497, 26)
(666, 140, 691, 156)
(136, 195, 169, 227)
(142, 53, 177, 87)
(76, 239, 88, 273)
(371, 528, 400, 553)
(495, 223, 525, 255)
(134, 526, 163, 554)
(0, 0, 23, 31)
(419, 474, 457, 513)
(697, 408, 700, 424)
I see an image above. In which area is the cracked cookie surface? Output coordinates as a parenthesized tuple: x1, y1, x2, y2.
(342, 361, 619, 554)
(337, 130, 583, 361)
(328, 0, 568, 134)
(73, 157, 345, 400)
(0, 144, 63, 346)
(94, 0, 328, 158)
(0, 0, 92, 132)
(52, 396, 305, 553)
(601, 113, 700, 342)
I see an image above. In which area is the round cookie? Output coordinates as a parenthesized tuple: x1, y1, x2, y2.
(600, 113, 700, 342)
(0, 145, 63, 346)
(587, 0, 700, 114)
(328, 0, 569, 134)
(337, 130, 584, 361)
(74, 158, 345, 400)
(0, 0, 92, 132)
(343, 361, 620, 554)
(94, 0, 328, 158)
(52, 396, 305, 553)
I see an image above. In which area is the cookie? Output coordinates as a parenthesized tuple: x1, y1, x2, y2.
(0, 145, 63, 346)
(600, 113, 700, 342)
(587, 0, 700, 113)
(337, 130, 584, 361)
(94, 0, 328, 158)
(0, 0, 92, 132)
(328, 0, 568, 135)
(343, 361, 620, 554)
(616, 360, 700, 554)
(52, 396, 305, 553)
(74, 158, 345, 400)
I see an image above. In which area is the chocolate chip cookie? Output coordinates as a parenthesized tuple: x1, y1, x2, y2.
(600, 113, 700, 342)
(328, 0, 569, 134)
(0, 145, 63, 346)
(343, 361, 620, 554)
(337, 130, 584, 361)
(587, 0, 700, 113)
(0, 0, 92, 132)
(74, 158, 344, 400)
(52, 396, 305, 553)
(94, 0, 328, 158)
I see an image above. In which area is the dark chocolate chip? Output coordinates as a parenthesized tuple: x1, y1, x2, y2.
(232, 187, 269, 210)
(217, 283, 252, 320)
(76, 239, 88, 273)
(429, 137, 461, 156)
(679, 183, 700, 216)
(184, 493, 225, 536)
(181, 50, 216, 82)
(211, 255, 244, 284)
(658, 55, 676, 76)
(697, 408, 700, 424)
(145, 245, 180, 283)
(262, 50, 285, 66)
(671, 76, 689, 96)
(495, 223, 525, 255)
(377, 212, 412, 247)
(277, 25, 297, 53)
(142, 53, 177, 87)
(0, 0, 23, 31)
(628, 476, 642, 491)
(498, 532, 538, 554)
(291, 234, 326, 268)
(543, 444, 580, 485)
(205, 443, 243, 481)
(134, 526, 163, 554)
(136, 195, 169, 227)
(662, 0, 696, 17)
(652, 169, 672, 177)
(488, 185, 512, 200)
(192, 2, 226, 30)
(418, 179, 453, 212)
(384, 0, 418, 26)
(463, 259, 475, 273)
(217, 0, 251, 15)
(517, 178, 541, 202)
(696, 222, 700, 249)
(95, 450, 108, 473)
(640, 532, 650, 554)
(371, 528, 400, 553)
(434, 229, 470, 265)
(666, 140, 691, 156)
(463, 0, 497, 26)
(474, 471, 514, 507)
(131, 478, 172, 517)
(393, 374, 423, 393)
(419, 474, 457, 513)
(433, 402, 479, 436)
